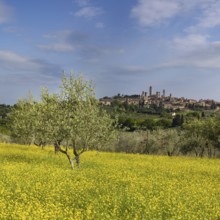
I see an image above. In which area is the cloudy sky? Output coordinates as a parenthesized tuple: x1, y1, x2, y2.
(1, 0, 220, 104)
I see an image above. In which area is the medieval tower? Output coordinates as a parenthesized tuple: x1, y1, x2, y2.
(149, 85, 152, 96)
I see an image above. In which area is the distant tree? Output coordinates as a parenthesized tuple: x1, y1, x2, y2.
(118, 117, 137, 131)
(156, 118, 172, 129)
(211, 101, 216, 110)
(202, 117, 220, 156)
(142, 130, 158, 154)
(172, 114, 184, 127)
(181, 114, 184, 124)
(180, 134, 205, 157)
(183, 119, 208, 157)
(0, 104, 12, 134)
(9, 94, 37, 144)
(141, 129, 182, 156)
(157, 129, 182, 156)
(140, 118, 157, 130)
(122, 101, 129, 111)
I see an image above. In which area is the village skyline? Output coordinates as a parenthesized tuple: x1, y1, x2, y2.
(100, 84, 219, 111)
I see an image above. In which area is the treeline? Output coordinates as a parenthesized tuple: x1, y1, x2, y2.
(118, 116, 172, 131)
(109, 108, 220, 157)
(103, 99, 211, 131)
(118, 111, 204, 131)
(109, 100, 170, 115)
(0, 104, 12, 134)
(106, 116, 220, 158)
(0, 104, 11, 121)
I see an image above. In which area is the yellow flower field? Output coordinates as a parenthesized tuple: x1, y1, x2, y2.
(0, 143, 219, 219)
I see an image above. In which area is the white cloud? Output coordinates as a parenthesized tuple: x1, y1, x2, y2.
(74, 6, 103, 18)
(0, 50, 60, 73)
(0, 50, 35, 70)
(38, 44, 75, 52)
(197, 1, 220, 28)
(38, 30, 124, 64)
(0, 0, 13, 24)
(130, 0, 218, 28)
(131, 0, 180, 27)
(38, 30, 88, 52)
(173, 34, 209, 51)
(0, 50, 61, 104)
(43, 30, 77, 40)
(164, 42, 220, 68)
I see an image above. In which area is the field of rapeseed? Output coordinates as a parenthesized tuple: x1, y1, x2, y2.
(0, 143, 219, 219)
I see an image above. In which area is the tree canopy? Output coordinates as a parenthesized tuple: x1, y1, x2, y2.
(10, 73, 117, 168)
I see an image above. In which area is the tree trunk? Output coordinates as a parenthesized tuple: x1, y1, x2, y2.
(208, 145, 212, 158)
(34, 141, 45, 149)
(199, 146, 205, 158)
(167, 151, 172, 157)
(194, 148, 198, 157)
(66, 153, 74, 169)
(73, 145, 80, 168)
(54, 142, 75, 169)
(54, 142, 60, 154)
(75, 155, 80, 168)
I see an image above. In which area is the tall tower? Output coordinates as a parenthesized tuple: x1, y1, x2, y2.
(163, 89, 165, 97)
(149, 85, 152, 96)
(156, 91, 161, 98)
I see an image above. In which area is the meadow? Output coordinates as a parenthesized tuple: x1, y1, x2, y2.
(0, 143, 219, 219)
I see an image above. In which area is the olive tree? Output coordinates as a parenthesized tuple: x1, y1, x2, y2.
(10, 73, 116, 169)
(10, 94, 37, 144)
(182, 117, 220, 157)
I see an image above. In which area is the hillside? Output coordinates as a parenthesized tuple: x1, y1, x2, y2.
(0, 144, 219, 219)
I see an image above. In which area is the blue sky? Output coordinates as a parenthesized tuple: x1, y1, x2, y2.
(1, 0, 220, 104)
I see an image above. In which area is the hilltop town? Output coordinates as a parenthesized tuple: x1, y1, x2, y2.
(100, 86, 220, 111)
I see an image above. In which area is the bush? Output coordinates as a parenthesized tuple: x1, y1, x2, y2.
(0, 133, 11, 143)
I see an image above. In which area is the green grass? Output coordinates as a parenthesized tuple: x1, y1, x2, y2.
(0, 143, 219, 219)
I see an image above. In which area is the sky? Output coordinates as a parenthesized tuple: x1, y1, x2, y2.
(1, 0, 220, 104)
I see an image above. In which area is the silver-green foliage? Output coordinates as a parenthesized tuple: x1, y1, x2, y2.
(183, 117, 220, 157)
(10, 73, 116, 168)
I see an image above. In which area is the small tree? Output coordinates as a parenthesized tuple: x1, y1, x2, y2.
(10, 73, 117, 169)
(156, 129, 181, 156)
(10, 94, 37, 144)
